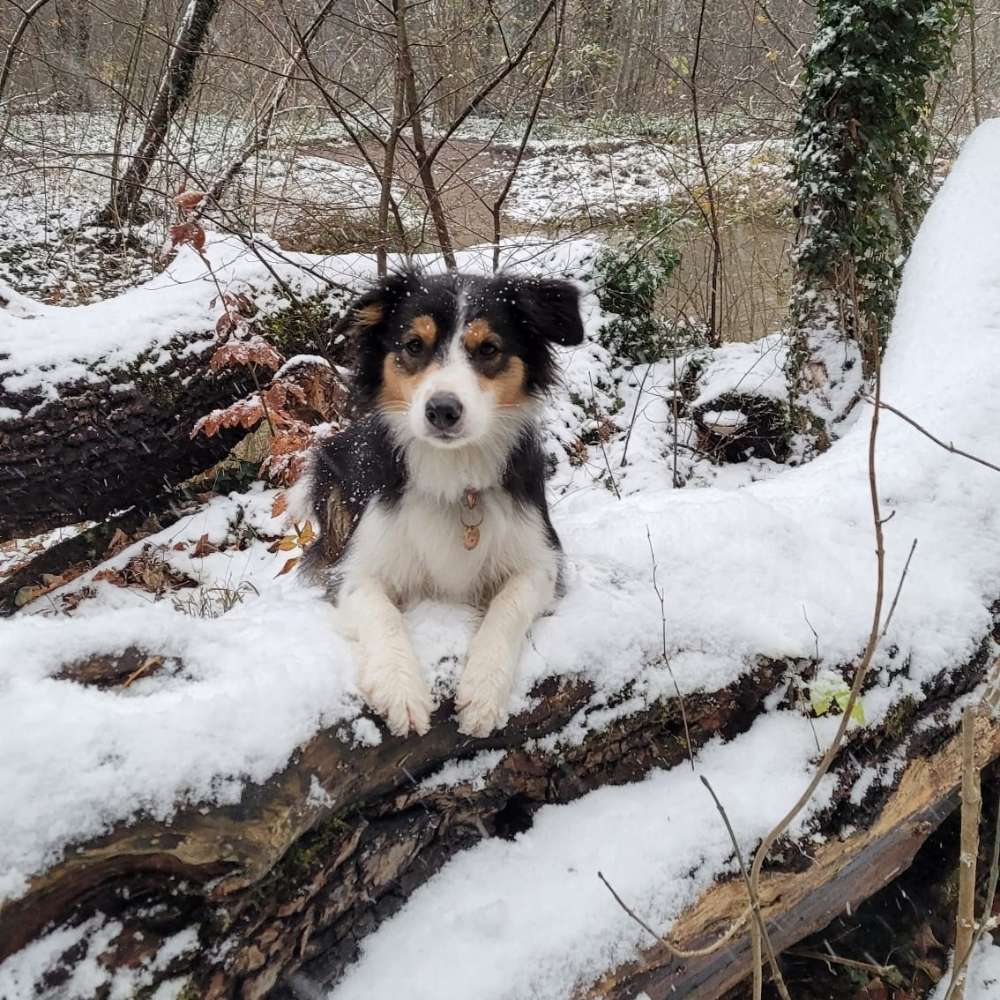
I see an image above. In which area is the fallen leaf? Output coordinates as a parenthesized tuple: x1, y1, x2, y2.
(192, 533, 218, 558)
(271, 493, 289, 518)
(106, 528, 132, 557)
(276, 556, 301, 577)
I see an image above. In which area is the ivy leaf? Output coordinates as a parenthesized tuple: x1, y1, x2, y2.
(810, 670, 865, 726)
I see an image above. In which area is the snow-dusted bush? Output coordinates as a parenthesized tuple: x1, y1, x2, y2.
(591, 209, 680, 365)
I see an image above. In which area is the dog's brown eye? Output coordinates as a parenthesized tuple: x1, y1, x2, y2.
(404, 338, 424, 357)
(477, 342, 499, 359)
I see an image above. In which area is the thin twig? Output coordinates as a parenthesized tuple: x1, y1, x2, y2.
(880, 538, 918, 639)
(946, 706, 983, 1000)
(597, 870, 751, 961)
(646, 527, 693, 771)
(701, 776, 792, 1000)
(620, 363, 654, 469)
(787, 947, 898, 978)
(866, 397, 1000, 475)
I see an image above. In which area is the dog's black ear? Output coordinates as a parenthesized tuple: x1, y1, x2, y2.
(332, 269, 418, 341)
(509, 276, 585, 346)
(342, 269, 420, 403)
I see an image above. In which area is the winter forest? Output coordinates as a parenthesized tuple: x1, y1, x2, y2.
(1, 1, 1000, 998)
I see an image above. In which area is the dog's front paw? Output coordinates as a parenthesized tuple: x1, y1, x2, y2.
(358, 652, 433, 737)
(456, 644, 515, 737)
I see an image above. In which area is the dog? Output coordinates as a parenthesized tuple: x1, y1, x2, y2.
(297, 268, 584, 737)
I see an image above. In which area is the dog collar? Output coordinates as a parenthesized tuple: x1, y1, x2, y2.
(460, 488, 482, 550)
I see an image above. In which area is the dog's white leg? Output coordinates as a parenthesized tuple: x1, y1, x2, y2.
(342, 579, 433, 737)
(456, 567, 556, 737)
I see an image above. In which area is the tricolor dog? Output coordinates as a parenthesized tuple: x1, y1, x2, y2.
(298, 269, 584, 737)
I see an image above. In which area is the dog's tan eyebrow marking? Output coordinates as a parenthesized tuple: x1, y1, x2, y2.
(355, 303, 383, 329)
(408, 314, 438, 346)
(462, 318, 499, 351)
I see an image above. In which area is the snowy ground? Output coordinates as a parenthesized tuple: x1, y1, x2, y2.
(2, 121, 1000, 996)
(931, 937, 1000, 1000)
(497, 137, 791, 224)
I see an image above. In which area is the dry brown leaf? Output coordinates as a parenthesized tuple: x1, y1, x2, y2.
(192, 533, 218, 558)
(175, 189, 207, 211)
(297, 521, 315, 546)
(105, 528, 132, 557)
(271, 492, 289, 518)
(276, 556, 301, 577)
(169, 221, 206, 252)
(209, 337, 283, 372)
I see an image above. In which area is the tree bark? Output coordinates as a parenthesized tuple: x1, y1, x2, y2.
(0, 630, 992, 998)
(54, 2, 92, 111)
(0, 305, 336, 544)
(0, 331, 251, 542)
(96, 0, 223, 227)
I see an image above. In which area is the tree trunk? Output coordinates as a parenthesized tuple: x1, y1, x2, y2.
(96, 0, 222, 227)
(54, 2, 92, 111)
(0, 631, 991, 998)
(785, 0, 962, 442)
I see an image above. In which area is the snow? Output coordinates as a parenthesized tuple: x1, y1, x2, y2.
(689, 333, 787, 408)
(2, 118, 1000, 993)
(931, 936, 1000, 1000)
(0, 915, 199, 1000)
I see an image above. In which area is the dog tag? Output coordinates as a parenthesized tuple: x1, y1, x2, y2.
(463, 523, 480, 550)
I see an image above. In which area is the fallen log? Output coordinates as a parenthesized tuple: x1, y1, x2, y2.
(0, 631, 991, 999)
(0, 298, 342, 543)
(0, 330, 253, 541)
(588, 710, 1000, 1000)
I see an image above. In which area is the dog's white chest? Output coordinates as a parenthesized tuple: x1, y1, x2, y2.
(346, 489, 548, 603)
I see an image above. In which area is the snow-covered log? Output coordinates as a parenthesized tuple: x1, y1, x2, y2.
(0, 331, 258, 541)
(591, 711, 1000, 1000)
(0, 240, 355, 543)
(0, 637, 992, 999)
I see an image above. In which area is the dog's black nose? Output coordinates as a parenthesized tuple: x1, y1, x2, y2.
(425, 393, 463, 430)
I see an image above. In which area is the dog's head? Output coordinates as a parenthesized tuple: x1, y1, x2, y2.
(337, 270, 584, 449)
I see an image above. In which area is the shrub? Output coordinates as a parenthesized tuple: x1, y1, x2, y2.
(592, 208, 680, 365)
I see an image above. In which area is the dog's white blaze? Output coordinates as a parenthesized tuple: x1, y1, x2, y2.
(343, 488, 555, 604)
(406, 329, 493, 445)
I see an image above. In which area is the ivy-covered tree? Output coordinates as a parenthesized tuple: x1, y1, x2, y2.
(787, 0, 963, 436)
